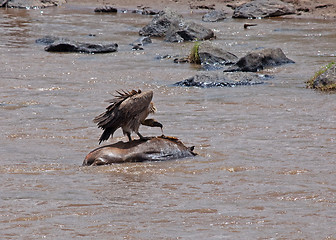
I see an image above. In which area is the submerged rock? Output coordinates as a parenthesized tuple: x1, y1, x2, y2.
(1, 0, 65, 8)
(202, 10, 228, 22)
(225, 48, 295, 72)
(139, 9, 214, 42)
(36, 36, 118, 54)
(45, 41, 118, 54)
(307, 62, 336, 91)
(83, 136, 196, 165)
(232, 0, 295, 18)
(174, 72, 271, 88)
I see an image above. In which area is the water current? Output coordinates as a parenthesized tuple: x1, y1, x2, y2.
(1, 3, 336, 239)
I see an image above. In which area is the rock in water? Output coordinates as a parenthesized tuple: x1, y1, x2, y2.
(139, 9, 214, 42)
(225, 48, 295, 72)
(232, 0, 295, 18)
(83, 136, 196, 165)
(164, 20, 215, 42)
(202, 10, 228, 22)
(174, 72, 271, 88)
(197, 41, 238, 70)
(307, 62, 336, 91)
(139, 9, 182, 37)
(45, 41, 118, 54)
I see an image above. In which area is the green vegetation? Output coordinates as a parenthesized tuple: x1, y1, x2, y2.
(189, 41, 201, 64)
(306, 62, 336, 91)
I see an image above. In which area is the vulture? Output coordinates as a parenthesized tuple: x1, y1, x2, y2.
(93, 89, 163, 144)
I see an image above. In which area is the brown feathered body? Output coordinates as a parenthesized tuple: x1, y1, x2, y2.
(93, 90, 158, 144)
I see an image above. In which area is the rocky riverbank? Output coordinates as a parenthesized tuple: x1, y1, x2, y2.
(72, 0, 336, 19)
(1, 0, 335, 19)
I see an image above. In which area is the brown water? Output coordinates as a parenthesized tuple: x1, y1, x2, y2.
(1, 4, 336, 239)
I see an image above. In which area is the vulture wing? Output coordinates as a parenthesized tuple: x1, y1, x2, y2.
(93, 90, 153, 143)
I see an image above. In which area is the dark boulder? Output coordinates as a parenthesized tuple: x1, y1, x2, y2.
(202, 10, 228, 22)
(174, 72, 271, 88)
(164, 20, 215, 42)
(139, 9, 214, 42)
(139, 9, 182, 37)
(1, 0, 65, 8)
(197, 41, 238, 70)
(45, 41, 118, 54)
(225, 48, 294, 72)
(232, 0, 295, 18)
(307, 62, 336, 91)
(172, 41, 237, 69)
(83, 136, 196, 165)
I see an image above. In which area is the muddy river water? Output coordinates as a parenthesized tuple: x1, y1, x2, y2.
(1, 3, 336, 239)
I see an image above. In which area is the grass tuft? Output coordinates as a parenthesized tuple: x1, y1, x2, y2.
(189, 41, 201, 64)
